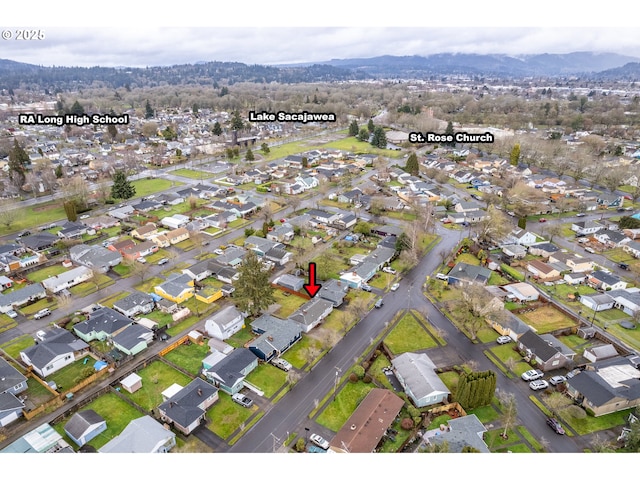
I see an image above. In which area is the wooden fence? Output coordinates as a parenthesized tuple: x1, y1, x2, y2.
(158, 334, 190, 357)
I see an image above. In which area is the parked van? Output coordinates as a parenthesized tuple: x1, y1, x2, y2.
(271, 358, 292, 372)
(34, 308, 51, 319)
(584, 247, 595, 254)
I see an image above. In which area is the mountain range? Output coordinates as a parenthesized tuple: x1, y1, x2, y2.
(1, 52, 639, 89)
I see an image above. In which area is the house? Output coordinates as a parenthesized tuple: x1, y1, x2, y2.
(583, 344, 619, 363)
(594, 229, 630, 249)
(0, 357, 28, 427)
(248, 314, 303, 361)
(204, 348, 258, 395)
(565, 356, 640, 416)
(506, 228, 539, 246)
(288, 297, 334, 333)
(526, 260, 560, 280)
(107, 205, 135, 220)
(455, 201, 481, 213)
(64, 410, 107, 447)
(19, 232, 58, 252)
(113, 291, 155, 318)
(318, 279, 349, 307)
(69, 244, 122, 273)
(112, 323, 154, 356)
(596, 192, 624, 208)
(0, 283, 46, 314)
(57, 221, 88, 240)
(548, 252, 593, 273)
(266, 224, 294, 243)
(571, 220, 604, 236)
(501, 244, 527, 259)
(391, 352, 450, 407)
(623, 240, 640, 258)
(154, 273, 195, 304)
(579, 293, 615, 312)
(447, 262, 492, 285)
(338, 188, 363, 204)
(131, 222, 159, 240)
(165, 227, 190, 245)
(158, 377, 218, 435)
(608, 289, 640, 316)
(99, 415, 176, 453)
(73, 307, 132, 342)
(1, 422, 73, 453)
(502, 282, 539, 302)
(20, 329, 89, 378)
(528, 242, 560, 258)
(424, 414, 490, 453)
(564, 272, 587, 285)
(161, 214, 190, 230)
(41, 265, 93, 293)
(204, 305, 245, 341)
(328, 389, 404, 453)
(120, 372, 143, 394)
(274, 274, 305, 292)
(586, 270, 627, 291)
(516, 330, 571, 372)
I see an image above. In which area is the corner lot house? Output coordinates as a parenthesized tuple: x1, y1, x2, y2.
(0, 283, 46, 314)
(391, 352, 450, 407)
(158, 377, 218, 435)
(99, 415, 176, 453)
(517, 330, 571, 372)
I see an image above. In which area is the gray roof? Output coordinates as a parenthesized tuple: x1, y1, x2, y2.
(42, 266, 91, 291)
(70, 244, 121, 269)
(0, 283, 46, 309)
(99, 415, 176, 453)
(205, 305, 243, 331)
(428, 414, 489, 453)
(206, 348, 256, 388)
(518, 330, 564, 362)
(391, 352, 450, 401)
(157, 274, 194, 298)
(74, 307, 132, 336)
(159, 377, 217, 428)
(566, 356, 640, 407)
(64, 410, 105, 440)
(0, 357, 27, 394)
(22, 330, 89, 369)
(0, 391, 24, 412)
(530, 242, 559, 253)
(608, 289, 640, 307)
(275, 274, 304, 291)
(589, 270, 622, 286)
(249, 314, 303, 355)
(112, 324, 153, 351)
(448, 262, 492, 284)
(113, 291, 154, 314)
(318, 279, 349, 306)
(288, 297, 333, 327)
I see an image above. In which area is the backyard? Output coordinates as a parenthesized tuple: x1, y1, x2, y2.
(163, 341, 210, 376)
(121, 360, 193, 411)
(315, 380, 376, 432)
(516, 305, 578, 334)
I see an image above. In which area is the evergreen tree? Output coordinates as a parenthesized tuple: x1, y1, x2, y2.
(405, 152, 419, 175)
(219, 86, 229, 97)
(455, 371, 496, 409)
(70, 100, 84, 116)
(367, 118, 375, 133)
(371, 126, 387, 149)
(231, 111, 244, 131)
(357, 127, 370, 142)
(510, 143, 521, 166)
(349, 120, 359, 137)
(144, 100, 154, 119)
(261, 143, 270, 154)
(233, 250, 275, 317)
(107, 124, 118, 141)
(162, 126, 177, 141)
(444, 121, 455, 146)
(212, 121, 222, 136)
(302, 157, 308, 168)
(192, 103, 199, 115)
(63, 201, 77, 222)
(55, 164, 63, 179)
(7, 139, 30, 187)
(110, 170, 136, 199)
(245, 148, 255, 162)
(517, 217, 527, 229)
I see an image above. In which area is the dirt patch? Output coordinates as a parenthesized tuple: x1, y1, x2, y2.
(33, 203, 62, 212)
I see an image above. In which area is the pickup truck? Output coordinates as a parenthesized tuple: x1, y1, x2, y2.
(232, 393, 253, 408)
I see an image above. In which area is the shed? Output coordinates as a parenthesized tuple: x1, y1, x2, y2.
(120, 372, 142, 393)
(188, 330, 204, 343)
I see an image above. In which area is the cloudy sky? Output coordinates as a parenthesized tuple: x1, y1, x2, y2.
(3, 1, 640, 68)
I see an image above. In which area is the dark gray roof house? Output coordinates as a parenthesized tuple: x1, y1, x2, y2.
(20, 329, 89, 378)
(0, 357, 28, 396)
(0, 283, 46, 314)
(69, 244, 122, 273)
(248, 314, 303, 361)
(19, 232, 57, 251)
(318, 279, 349, 307)
(113, 291, 155, 318)
(112, 324, 154, 356)
(517, 330, 571, 372)
(288, 297, 334, 333)
(64, 410, 107, 447)
(74, 307, 132, 342)
(274, 274, 304, 292)
(0, 391, 25, 427)
(158, 377, 218, 435)
(447, 262, 492, 285)
(204, 348, 258, 395)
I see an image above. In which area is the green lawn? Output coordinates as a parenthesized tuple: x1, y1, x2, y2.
(206, 393, 257, 439)
(172, 168, 214, 180)
(438, 371, 460, 395)
(47, 357, 97, 392)
(272, 290, 307, 318)
(0, 315, 17, 334)
(122, 360, 193, 411)
(130, 178, 181, 198)
(384, 311, 439, 354)
(244, 363, 287, 398)
(134, 277, 164, 293)
(163, 341, 210, 376)
(0, 334, 35, 358)
(369, 354, 393, 389)
(144, 310, 173, 328)
(98, 291, 129, 308)
(315, 380, 376, 432)
(226, 326, 255, 349)
(26, 376, 56, 405)
(26, 264, 68, 283)
(166, 313, 208, 337)
(322, 136, 405, 158)
(2, 200, 68, 235)
(282, 335, 323, 370)
(554, 403, 632, 436)
(454, 253, 480, 266)
(468, 404, 500, 424)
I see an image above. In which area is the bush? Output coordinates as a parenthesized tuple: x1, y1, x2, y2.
(349, 373, 358, 383)
(400, 418, 414, 430)
(362, 361, 370, 371)
(295, 438, 306, 452)
(352, 365, 365, 380)
(363, 374, 372, 383)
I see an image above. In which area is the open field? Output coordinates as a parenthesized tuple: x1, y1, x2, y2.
(172, 168, 214, 180)
(517, 305, 577, 333)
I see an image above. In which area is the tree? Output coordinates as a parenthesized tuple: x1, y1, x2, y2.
(130, 259, 151, 283)
(142, 121, 159, 138)
(348, 120, 359, 136)
(161, 126, 177, 141)
(0, 199, 19, 229)
(472, 206, 512, 245)
(261, 142, 270, 154)
(60, 176, 90, 211)
(212, 121, 223, 136)
(7, 139, 30, 188)
(405, 152, 419, 176)
(498, 391, 518, 439)
(110, 170, 136, 200)
(455, 370, 497, 409)
(458, 283, 508, 340)
(144, 100, 154, 119)
(231, 111, 244, 131)
(245, 148, 255, 162)
(367, 118, 375, 133)
(517, 217, 527, 229)
(444, 121, 455, 146)
(70, 100, 84, 115)
(63, 201, 77, 222)
(370, 126, 387, 149)
(55, 164, 64, 179)
(233, 250, 275, 317)
(357, 127, 369, 142)
(510, 143, 520, 166)
(107, 124, 118, 141)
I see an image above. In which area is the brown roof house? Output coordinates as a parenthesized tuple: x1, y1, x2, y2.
(526, 260, 560, 281)
(329, 388, 404, 453)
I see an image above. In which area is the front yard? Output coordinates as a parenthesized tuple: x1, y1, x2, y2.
(244, 363, 287, 398)
(383, 310, 442, 355)
(315, 380, 376, 432)
(206, 393, 257, 439)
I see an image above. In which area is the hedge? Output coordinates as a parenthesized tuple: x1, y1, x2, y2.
(500, 263, 525, 281)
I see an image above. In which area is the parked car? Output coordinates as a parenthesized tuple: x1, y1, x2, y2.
(382, 267, 397, 275)
(390, 283, 400, 291)
(538, 218, 547, 223)
(80, 214, 90, 219)
(496, 336, 512, 345)
(214, 249, 225, 255)
(158, 258, 169, 265)
(529, 379, 549, 391)
(310, 433, 330, 450)
(575, 212, 586, 217)
(546, 417, 565, 435)
(584, 247, 595, 254)
(271, 358, 292, 372)
(231, 393, 253, 408)
(549, 375, 566, 386)
(34, 308, 51, 320)
(619, 263, 630, 270)
(6, 310, 18, 319)
(374, 298, 384, 308)
(361, 284, 372, 292)
(521, 369, 544, 381)
(136, 257, 147, 263)
(16, 230, 31, 238)
(435, 273, 449, 281)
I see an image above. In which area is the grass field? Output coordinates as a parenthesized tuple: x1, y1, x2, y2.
(130, 178, 181, 198)
(206, 393, 257, 439)
(272, 290, 307, 318)
(517, 305, 578, 333)
(384, 311, 440, 354)
(172, 168, 214, 180)
(315, 380, 376, 432)
(244, 363, 287, 398)
(0, 334, 34, 358)
(122, 360, 193, 411)
(322, 136, 405, 158)
(282, 336, 323, 370)
(26, 264, 68, 283)
(163, 341, 210, 376)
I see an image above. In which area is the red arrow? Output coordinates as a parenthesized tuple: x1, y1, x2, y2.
(303, 262, 322, 298)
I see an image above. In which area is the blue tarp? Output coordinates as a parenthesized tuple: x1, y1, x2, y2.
(94, 361, 108, 371)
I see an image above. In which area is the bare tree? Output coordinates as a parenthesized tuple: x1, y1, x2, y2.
(0, 199, 19, 229)
(130, 259, 151, 283)
(473, 206, 512, 245)
(497, 391, 518, 439)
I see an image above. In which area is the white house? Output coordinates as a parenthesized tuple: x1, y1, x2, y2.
(204, 305, 245, 340)
(41, 266, 93, 293)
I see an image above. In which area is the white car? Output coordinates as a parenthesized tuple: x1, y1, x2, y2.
(6, 310, 18, 319)
(383, 267, 397, 275)
(529, 379, 549, 391)
(521, 369, 544, 381)
(549, 375, 566, 386)
(435, 273, 449, 281)
(390, 283, 400, 291)
(496, 336, 512, 345)
(79, 214, 90, 220)
(214, 249, 225, 255)
(271, 358, 292, 372)
(310, 433, 330, 450)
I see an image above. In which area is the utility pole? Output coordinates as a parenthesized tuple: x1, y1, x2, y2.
(333, 366, 341, 401)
